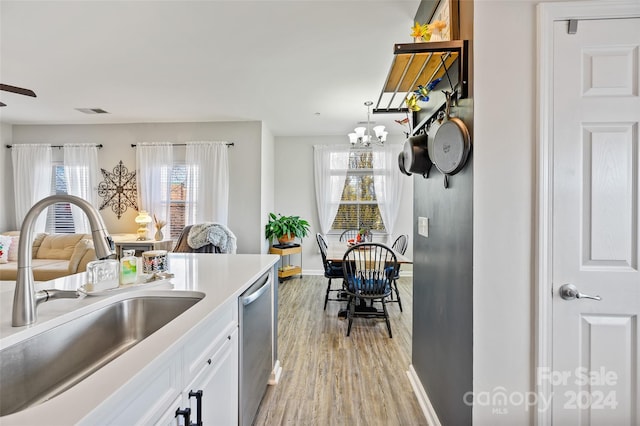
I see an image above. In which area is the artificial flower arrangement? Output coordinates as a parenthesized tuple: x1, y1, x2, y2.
(410, 20, 447, 42)
(152, 214, 167, 240)
(357, 228, 372, 243)
(405, 77, 443, 112)
(346, 228, 372, 245)
(153, 214, 166, 232)
(410, 22, 431, 42)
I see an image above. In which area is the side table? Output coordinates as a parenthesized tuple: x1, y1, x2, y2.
(269, 244, 302, 282)
(113, 238, 174, 259)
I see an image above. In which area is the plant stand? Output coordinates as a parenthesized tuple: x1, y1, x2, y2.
(269, 244, 302, 282)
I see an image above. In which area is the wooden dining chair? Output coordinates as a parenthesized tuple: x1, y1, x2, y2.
(388, 234, 409, 312)
(316, 233, 345, 310)
(339, 229, 359, 242)
(341, 242, 397, 338)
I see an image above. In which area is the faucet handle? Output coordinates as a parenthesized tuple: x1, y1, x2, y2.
(105, 235, 115, 251)
(93, 233, 116, 259)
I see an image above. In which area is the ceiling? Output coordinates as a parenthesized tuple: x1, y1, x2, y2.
(0, 0, 422, 137)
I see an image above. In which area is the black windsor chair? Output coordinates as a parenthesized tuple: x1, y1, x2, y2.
(316, 233, 346, 310)
(341, 242, 398, 338)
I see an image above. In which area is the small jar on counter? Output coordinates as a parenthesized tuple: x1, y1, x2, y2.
(142, 250, 168, 274)
(120, 249, 138, 285)
(86, 259, 120, 292)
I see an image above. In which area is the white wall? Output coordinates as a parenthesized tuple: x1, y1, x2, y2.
(4, 121, 411, 264)
(0, 123, 15, 231)
(473, 0, 557, 423)
(274, 135, 413, 275)
(260, 123, 275, 254)
(9, 121, 264, 253)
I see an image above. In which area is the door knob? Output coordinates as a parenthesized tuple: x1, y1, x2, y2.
(559, 284, 602, 301)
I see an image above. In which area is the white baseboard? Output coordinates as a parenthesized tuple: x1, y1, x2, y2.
(407, 365, 441, 426)
(269, 359, 282, 385)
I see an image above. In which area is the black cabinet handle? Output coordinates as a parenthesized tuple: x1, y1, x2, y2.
(175, 407, 191, 425)
(189, 390, 203, 426)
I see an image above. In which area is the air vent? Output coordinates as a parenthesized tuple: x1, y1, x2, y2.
(75, 108, 109, 114)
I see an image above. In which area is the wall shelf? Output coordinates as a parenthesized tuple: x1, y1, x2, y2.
(374, 40, 468, 114)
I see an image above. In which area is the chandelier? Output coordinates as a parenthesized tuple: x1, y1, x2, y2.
(348, 101, 387, 147)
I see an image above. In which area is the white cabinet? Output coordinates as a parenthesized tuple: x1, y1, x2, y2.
(184, 329, 238, 426)
(154, 396, 183, 426)
(81, 299, 238, 426)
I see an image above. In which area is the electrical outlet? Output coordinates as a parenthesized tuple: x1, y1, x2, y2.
(418, 217, 429, 237)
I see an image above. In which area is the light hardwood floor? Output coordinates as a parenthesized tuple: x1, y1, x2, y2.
(254, 275, 427, 426)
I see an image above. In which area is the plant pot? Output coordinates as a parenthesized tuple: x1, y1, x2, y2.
(277, 234, 295, 245)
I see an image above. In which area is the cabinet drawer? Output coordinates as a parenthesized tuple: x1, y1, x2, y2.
(183, 299, 237, 380)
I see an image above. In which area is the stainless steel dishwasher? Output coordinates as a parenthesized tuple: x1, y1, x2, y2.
(239, 271, 272, 426)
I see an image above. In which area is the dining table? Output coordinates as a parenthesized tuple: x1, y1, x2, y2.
(325, 241, 413, 264)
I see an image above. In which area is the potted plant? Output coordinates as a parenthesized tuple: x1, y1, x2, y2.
(265, 213, 310, 245)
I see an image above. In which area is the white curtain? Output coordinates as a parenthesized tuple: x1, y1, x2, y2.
(136, 143, 174, 236)
(185, 141, 229, 225)
(64, 144, 99, 233)
(12, 144, 52, 232)
(313, 145, 350, 235)
(373, 144, 404, 244)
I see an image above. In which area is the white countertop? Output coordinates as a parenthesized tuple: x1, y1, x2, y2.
(0, 253, 279, 425)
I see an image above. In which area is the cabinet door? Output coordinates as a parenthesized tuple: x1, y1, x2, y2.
(153, 396, 182, 426)
(186, 329, 239, 426)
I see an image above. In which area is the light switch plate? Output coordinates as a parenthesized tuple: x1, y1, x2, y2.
(418, 217, 429, 237)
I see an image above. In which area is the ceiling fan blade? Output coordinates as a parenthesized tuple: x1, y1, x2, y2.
(0, 101, 6, 107)
(0, 84, 36, 97)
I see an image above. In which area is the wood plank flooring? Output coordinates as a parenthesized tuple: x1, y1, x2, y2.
(254, 275, 427, 426)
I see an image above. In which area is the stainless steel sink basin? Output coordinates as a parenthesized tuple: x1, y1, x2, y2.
(0, 293, 203, 417)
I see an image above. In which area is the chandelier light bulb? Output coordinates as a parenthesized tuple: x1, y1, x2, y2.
(347, 101, 386, 147)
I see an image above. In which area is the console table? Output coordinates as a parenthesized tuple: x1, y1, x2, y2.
(112, 236, 174, 259)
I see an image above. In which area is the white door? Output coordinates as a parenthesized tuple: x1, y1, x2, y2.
(552, 16, 640, 425)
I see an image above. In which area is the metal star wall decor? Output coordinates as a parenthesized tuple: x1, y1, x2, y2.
(97, 160, 138, 219)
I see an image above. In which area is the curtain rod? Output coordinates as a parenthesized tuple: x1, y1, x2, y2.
(6, 144, 103, 149)
(130, 142, 234, 147)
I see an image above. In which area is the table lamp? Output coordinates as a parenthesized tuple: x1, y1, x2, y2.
(135, 210, 152, 240)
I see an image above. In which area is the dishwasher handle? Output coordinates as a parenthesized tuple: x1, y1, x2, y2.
(241, 274, 270, 306)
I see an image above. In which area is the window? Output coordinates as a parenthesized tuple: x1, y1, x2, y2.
(331, 150, 385, 232)
(163, 163, 197, 240)
(45, 164, 75, 233)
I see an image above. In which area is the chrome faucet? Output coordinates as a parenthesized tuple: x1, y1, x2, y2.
(12, 195, 116, 327)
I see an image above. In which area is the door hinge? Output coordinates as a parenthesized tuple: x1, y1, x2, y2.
(568, 19, 578, 35)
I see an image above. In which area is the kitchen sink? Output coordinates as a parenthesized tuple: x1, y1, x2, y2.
(0, 293, 204, 417)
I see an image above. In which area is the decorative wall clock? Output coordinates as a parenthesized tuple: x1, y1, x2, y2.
(97, 160, 138, 219)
